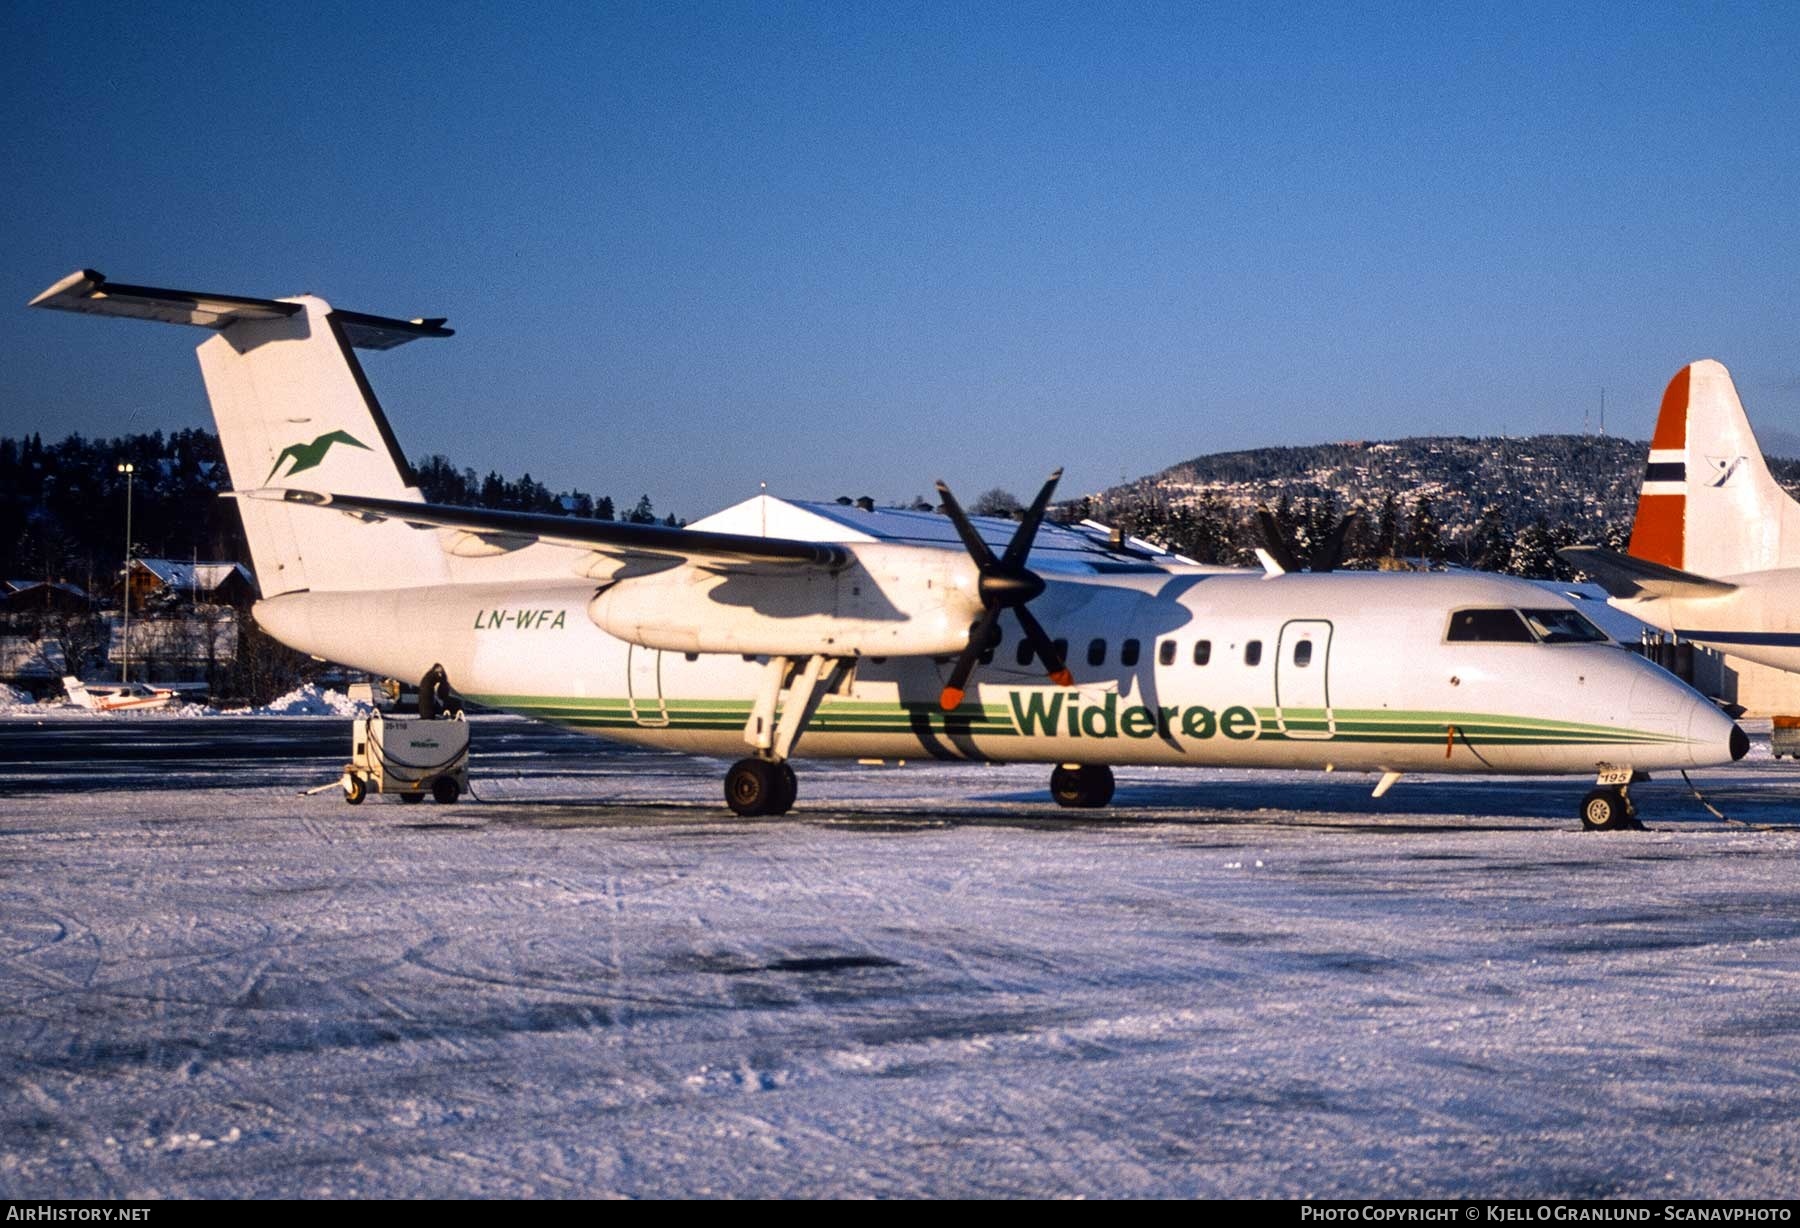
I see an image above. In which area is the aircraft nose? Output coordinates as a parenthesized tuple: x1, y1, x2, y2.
(1681, 692, 1747, 767)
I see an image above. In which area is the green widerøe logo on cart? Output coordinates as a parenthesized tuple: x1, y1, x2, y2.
(266, 430, 372, 483)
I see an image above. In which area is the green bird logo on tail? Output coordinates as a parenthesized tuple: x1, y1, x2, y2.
(265, 430, 372, 483)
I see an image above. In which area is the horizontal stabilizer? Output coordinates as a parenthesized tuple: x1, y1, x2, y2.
(29, 269, 451, 350)
(1558, 545, 1736, 599)
(238, 489, 855, 571)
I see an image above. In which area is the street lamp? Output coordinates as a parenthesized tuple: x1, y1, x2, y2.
(117, 462, 133, 683)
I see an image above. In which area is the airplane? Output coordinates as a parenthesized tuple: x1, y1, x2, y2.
(1563, 359, 1800, 676)
(62, 675, 186, 712)
(31, 269, 1747, 831)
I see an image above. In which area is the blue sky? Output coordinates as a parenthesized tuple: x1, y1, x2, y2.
(5, 2, 1800, 513)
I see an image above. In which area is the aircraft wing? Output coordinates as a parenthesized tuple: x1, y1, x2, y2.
(1558, 546, 1737, 599)
(244, 489, 854, 574)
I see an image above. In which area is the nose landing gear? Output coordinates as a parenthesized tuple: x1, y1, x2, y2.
(1580, 784, 1644, 832)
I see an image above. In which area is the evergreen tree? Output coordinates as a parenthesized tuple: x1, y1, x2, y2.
(1373, 492, 1401, 560)
(1404, 493, 1444, 562)
(1506, 518, 1561, 578)
(1470, 504, 1511, 572)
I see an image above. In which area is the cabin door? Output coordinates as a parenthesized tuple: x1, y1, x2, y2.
(626, 644, 669, 727)
(1275, 620, 1334, 739)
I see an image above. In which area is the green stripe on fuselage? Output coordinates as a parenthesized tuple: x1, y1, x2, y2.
(469, 690, 1692, 751)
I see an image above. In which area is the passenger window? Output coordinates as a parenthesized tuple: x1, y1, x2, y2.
(1121, 639, 1140, 667)
(1293, 641, 1312, 667)
(1193, 640, 1211, 666)
(1245, 640, 1262, 667)
(979, 622, 1002, 665)
(1087, 638, 1107, 667)
(1446, 609, 1535, 643)
(1159, 640, 1176, 666)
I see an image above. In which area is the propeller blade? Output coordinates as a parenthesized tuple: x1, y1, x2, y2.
(1000, 467, 1064, 569)
(1253, 506, 1303, 574)
(1014, 604, 1074, 688)
(940, 606, 1003, 711)
(1308, 511, 1360, 573)
(933, 480, 999, 568)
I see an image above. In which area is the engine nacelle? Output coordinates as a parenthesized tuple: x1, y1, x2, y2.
(586, 543, 983, 657)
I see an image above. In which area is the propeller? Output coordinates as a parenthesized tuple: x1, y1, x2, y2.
(1254, 505, 1360, 573)
(935, 469, 1075, 711)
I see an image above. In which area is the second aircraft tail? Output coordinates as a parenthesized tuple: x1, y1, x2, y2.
(1628, 359, 1800, 578)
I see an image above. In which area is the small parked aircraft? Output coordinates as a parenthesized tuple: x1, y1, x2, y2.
(1563, 359, 1800, 676)
(62, 675, 184, 713)
(32, 270, 1746, 828)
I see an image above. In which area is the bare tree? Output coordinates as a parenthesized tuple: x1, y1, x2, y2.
(35, 605, 110, 681)
(969, 488, 1022, 518)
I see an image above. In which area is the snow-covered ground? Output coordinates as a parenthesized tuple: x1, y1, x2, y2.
(3, 714, 1800, 1198)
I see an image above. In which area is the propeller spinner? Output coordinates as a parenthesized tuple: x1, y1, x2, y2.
(935, 469, 1075, 711)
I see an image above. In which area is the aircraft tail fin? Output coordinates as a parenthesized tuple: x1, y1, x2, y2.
(31, 270, 453, 596)
(1627, 359, 1800, 578)
(60, 676, 95, 709)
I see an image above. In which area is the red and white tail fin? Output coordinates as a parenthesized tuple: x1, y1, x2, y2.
(1628, 359, 1800, 578)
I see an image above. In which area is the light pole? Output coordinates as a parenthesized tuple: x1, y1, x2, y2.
(117, 462, 133, 683)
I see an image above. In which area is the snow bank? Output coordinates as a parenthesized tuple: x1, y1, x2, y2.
(228, 684, 369, 717)
(0, 683, 38, 711)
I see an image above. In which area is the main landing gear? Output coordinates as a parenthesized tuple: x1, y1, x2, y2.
(1050, 764, 1115, 809)
(725, 758, 798, 817)
(723, 652, 849, 817)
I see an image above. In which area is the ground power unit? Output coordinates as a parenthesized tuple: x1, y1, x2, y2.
(343, 710, 469, 804)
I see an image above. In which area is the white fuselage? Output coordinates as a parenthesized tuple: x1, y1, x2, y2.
(1613, 569, 1800, 675)
(254, 565, 1739, 777)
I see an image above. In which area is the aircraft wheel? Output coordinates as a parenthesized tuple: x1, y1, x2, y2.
(400, 791, 426, 805)
(1580, 787, 1632, 831)
(1051, 764, 1115, 809)
(431, 776, 460, 804)
(343, 775, 365, 805)
(773, 763, 798, 814)
(726, 758, 786, 817)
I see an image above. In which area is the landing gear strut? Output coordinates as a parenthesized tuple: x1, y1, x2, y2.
(1579, 786, 1642, 832)
(1050, 764, 1115, 809)
(724, 652, 847, 816)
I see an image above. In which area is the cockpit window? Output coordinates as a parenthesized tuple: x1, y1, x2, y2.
(1445, 608, 1535, 643)
(1520, 607, 1610, 644)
